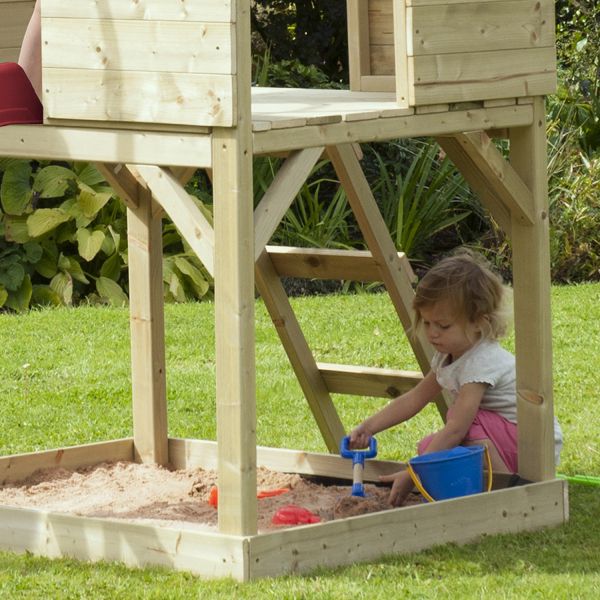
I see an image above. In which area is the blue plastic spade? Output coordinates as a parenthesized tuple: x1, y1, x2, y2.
(340, 435, 378, 497)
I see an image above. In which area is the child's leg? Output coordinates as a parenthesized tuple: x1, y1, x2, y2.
(463, 439, 512, 473)
(18, 0, 42, 99)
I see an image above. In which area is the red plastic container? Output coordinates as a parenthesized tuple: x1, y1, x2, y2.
(0, 62, 42, 126)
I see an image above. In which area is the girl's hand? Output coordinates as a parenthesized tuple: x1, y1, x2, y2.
(379, 470, 414, 506)
(348, 424, 372, 449)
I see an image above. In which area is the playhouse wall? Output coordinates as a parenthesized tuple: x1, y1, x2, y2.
(348, 0, 557, 106)
(40, 0, 237, 128)
(0, 0, 34, 62)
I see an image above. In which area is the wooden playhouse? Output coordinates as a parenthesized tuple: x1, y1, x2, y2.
(0, 0, 567, 580)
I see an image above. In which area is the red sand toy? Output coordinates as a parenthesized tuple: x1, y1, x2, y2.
(0, 62, 43, 126)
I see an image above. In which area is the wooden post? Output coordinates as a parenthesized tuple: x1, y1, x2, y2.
(509, 97, 556, 481)
(126, 185, 168, 465)
(213, 0, 257, 536)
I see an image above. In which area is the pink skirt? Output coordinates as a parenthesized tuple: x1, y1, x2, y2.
(417, 408, 518, 473)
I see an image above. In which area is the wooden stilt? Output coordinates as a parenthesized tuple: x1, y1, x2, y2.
(126, 184, 168, 465)
(509, 98, 556, 481)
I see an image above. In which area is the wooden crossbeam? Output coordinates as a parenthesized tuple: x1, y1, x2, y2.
(134, 165, 215, 276)
(266, 246, 415, 282)
(438, 132, 535, 227)
(254, 147, 324, 260)
(317, 363, 423, 399)
(255, 252, 346, 452)
(94, 163, 140, 210)
(327, 143, 449, 418)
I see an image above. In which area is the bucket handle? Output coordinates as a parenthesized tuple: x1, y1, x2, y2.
(406, 446, 493, 503)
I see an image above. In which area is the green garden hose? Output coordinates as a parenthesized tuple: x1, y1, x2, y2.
(558, 474, 600, 487)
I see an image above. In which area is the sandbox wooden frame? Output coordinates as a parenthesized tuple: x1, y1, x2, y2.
(0, 0, 567, 580)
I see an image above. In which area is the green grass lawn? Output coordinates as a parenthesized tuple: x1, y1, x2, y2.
(0, 284, 599, 598)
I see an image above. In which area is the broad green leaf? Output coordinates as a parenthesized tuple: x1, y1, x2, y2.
(33, 165, 77, 198)
(174, 256, 209, 297)
(63, 256, 89, 284)
(168, 271, 187, 302)
(4, 274, 32, 312)
(76, 228, 105, 262)
(78, 188, 112, 218)
(0, 284, 7, 307)
(0, 262, 25, 291)
(1, 161, 32, 215)
(31, 284, 62, 307)
(3, 215, 31, 243)
(100, 251, 122, 281)
(23, 241, 43, 264)
(96, 276, 128, 307)
(35, 250, 58, 279)
(75, 163, 106, 187)
(27, 208, 71, 238)
(50, 271, 73, 305)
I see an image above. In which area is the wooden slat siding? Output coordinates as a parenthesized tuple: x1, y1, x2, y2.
(255, 252, 346, 452)
(127, 186, 169, 466)
(347, 0, 371, 90)
(42, 19, 234, 74)
(0, 507, 247, 580)
(326, 143, 449, 418)
(266, 246, 415, 283)
(0, 439, 134, 485)
(134, 165, 215, 276)
(0, 1, 34, 57)
(0, 124, 212, 166)
(253, 147, 324, 261)
(408, 0, 555, 56)
(41, 0, 234, 22)
(318, 362, 423, 398)
(42, 69, 236, 128)
(41, 1, 237, 127)
(407, 0, 512, 6)
(510, 98, 556, 481)
(369, 0, 394, 76)
(248, 479, 567, 579)
(408, 47, 557, 105)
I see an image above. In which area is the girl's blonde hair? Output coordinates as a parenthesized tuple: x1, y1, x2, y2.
(412, 250, 511, 340)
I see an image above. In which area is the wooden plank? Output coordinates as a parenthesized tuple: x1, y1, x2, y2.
(134, 165, 215, 276)
(248, 479, 568, 578)
(168, 438, 404, 481)
(326, 143, 449, 418)
(347, 0, 371, 90)
(252, 104, 534, 155)
(0, 125, 212, 167)
(393, 0, 409, 106)
(0, 507, 247, 580)
(409, 47, 557, 105)
(43, 68, 235, 127)
(359, 75, 396, 92)
(0, 1, 34, 49)
(266, 246, 415, 282)
(441, 132, 536, 226)
(41, 0, 234, 22)
(94, 162, 140, 210)
(0, 440, 134, 485)
(253, 147, 324, 260)
(255, 252, 346, 452)
(509, 98, 556, 481)
(407, 0, 555, 56)
(127, 187, 168, 466)
(318, 362, 423, 398)
(436, 135, 512, 234)
(42, 18, 235, 74)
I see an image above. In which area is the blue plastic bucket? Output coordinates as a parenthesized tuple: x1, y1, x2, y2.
(408, 446, 487, 502)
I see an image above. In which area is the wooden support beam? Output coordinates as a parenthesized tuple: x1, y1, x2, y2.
(255, 251, 346, 452)
(509, 97, 556, 481)
(438, 132, 535, 226)
(266, 246, 415, 282)
(134, 165, 215, 276)
(317, 362, 423, 398)
(326, 143, 449, 418)
(254, 147, 324, 260)
(127, 186, 168, 465)
(94, 162, 140, 210)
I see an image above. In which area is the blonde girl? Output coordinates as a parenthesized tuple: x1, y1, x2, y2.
(350, 250, 562, 506)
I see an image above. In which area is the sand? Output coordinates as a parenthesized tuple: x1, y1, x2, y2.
(0, 461, 419, 532)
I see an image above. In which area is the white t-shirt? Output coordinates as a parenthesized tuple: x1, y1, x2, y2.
(430, 339, 563, 463)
